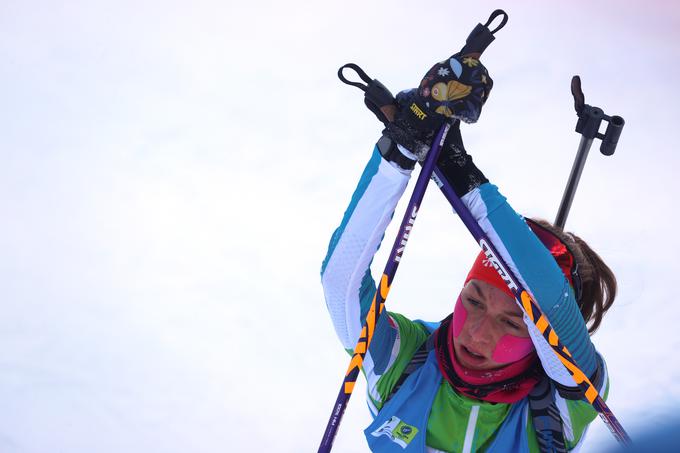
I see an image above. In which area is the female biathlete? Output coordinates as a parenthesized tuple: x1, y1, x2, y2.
(320, 52, 615, 452)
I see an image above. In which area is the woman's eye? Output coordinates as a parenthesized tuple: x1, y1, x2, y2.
(468, 298, 482, 308)
(504, 319, 520, 330)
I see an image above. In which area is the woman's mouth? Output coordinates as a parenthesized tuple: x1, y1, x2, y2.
(459, 344, 488, 367)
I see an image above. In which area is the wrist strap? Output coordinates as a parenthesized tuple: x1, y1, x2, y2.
(377, 136, 416, 170)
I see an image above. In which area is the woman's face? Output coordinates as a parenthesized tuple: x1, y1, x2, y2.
(453, 279, 532, 370)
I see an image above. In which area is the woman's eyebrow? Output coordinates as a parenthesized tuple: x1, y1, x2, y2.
(503, 310, 524, 318)
(470, 281, 485, 299)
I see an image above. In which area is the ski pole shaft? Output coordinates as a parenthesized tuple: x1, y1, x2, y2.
(555, 135, 594, 229)
(429, 166, 631, 446)
(318, 123, 451, 453)
(555, 76, 625, 229)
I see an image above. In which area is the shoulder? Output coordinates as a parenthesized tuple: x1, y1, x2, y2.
(366, 312, 436, 413)
(370, 312, 433, 375)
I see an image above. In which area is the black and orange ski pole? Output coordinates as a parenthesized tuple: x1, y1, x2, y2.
(429, 155, 631, 445)
(427, 77, 630, 444)
(318, 10, 508, 452)
(317, 121, 450, 453)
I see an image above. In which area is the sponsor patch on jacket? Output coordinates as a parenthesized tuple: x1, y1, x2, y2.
(370, 416, 419, 448)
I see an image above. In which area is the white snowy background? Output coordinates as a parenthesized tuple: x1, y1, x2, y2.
(1, 0, 679, 452)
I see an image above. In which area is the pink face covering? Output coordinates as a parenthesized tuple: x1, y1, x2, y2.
(437, 312, 540, 403)
(492, 333, 534, 363)
(452, 296, 534, 364)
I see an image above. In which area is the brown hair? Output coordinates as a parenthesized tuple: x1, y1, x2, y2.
(530, 219, 617, 334)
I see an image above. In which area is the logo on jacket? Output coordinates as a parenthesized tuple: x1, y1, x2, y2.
(371, 416, 419, 448)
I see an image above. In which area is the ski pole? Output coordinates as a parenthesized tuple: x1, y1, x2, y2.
(428, 165, 632, 446)
(319, 11, 508, 451)
(318, 122, 451, 453)
(555, 76, 625, 229)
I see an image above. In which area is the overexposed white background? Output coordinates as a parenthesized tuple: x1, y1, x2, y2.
(1, 1, 679, 451)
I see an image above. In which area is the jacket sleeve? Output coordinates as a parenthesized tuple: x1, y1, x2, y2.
(320, 147, 432, 416)
(320, 147, 410, 350)
(460, 183, 601, 388)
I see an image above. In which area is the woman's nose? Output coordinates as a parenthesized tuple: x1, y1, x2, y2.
(467, 315, 495, 344)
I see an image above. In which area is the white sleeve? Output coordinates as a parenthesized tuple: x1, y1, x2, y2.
(321, 150, 411, 349)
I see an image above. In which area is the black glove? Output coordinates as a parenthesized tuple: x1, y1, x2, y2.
(375, 93, 491, 190)
(357, 81, 419, 171)
(363, 78, 397, 127)
(355, 52, 493, 171)
(436, 121, 489, 197)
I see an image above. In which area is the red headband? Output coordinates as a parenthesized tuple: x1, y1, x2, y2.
(465, 220, 577, 300)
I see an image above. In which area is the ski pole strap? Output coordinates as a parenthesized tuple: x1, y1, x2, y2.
(338, 63, 397, 127)
(484, 9, 509, 33)
(337, 63, 373, 91)
(377, 136, 417, 170)
(460, 9, 508, 55)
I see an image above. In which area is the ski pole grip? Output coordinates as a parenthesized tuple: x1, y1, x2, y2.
(575, 105, 604, 139)
(600, 115, 624, 156)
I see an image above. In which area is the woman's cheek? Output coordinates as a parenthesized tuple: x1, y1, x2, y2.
(452, 296, 467, 338)
(491, 334, 534, 363)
